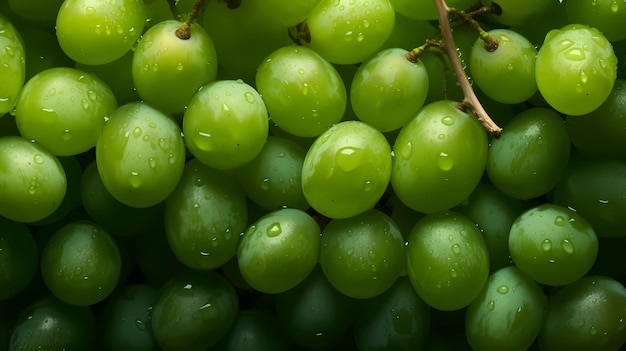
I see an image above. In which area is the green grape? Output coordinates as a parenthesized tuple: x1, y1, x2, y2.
(132, 20, 217, 114)
(0, 136, 67, 223)
(465, 266, 548, 351)
(301, 0, 395, 64)
(165, 159, 248, 271)
(9, 295, 96, 350)
(80, 161, 163, 236)
(469, 29, 537, 104)
(351, 48, 429, 132)
(76, 50, 140, 104)
(101, 284, 160, 351)
(15, 67, 118, 156)
(0, 14, 25, 114)
(535, 24, 617, 116)
(405, 211, 490, 311)
(453, 182, 523, 272)
(96, 102, 186, 208)
(214, 309, 290, 351)
(40, 220, 122, 306)
(237, 208, 320, 294)
(235, 136, 309, 211)
(566, 0, 626, 42)
(539, 276, 626, 350)
(390, 0, 478, 21)
(8, 0, 64, 22)
(391, 100, 488, 214)
(553, 156, 626, 238)
(255, 45, 346, 137)
(353, 277, 430, 351)
(566, 79, 626, 157)
(56, 0, 146, 65)
(301, 120, 392, 219)
(319, 209, 405, 299)
(508, 204, 598, 286)
(202, 0, 292, 84)
(0, 217, 38, 300)
(275, 265, 357, 349)
(482, 0, 561, 26)
(151, 270, 239, 351)
(19, 27, 73, 80)
(486, 107, 571, 200)
(183, 79, 269, 170)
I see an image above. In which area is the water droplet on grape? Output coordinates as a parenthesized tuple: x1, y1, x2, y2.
(40, 108, 57, 123)
(554, 216, 566, 226)
(580, 70, 588, 84)
(266, 223, 282, 237)
(497, 285, 509, 294)
(129, 171, 142, 188)
(507, 63, 514, 70)
(590, 326, 597, 335)
(449, 268, 457, 278)
(176, 63, 184, 71)
(61, 129, 71, 140)
(437, 152, 453, 171)
(85, 6, 96, 15)
(222, 103, 231, 113)
(561, 239, 574, 254)
(441, 116, 455, 125)
(297, 68, 305, 75)
(33, 154, 44, 164)
(335, 146, 362, 172)
(487, 300, 495, 311)
(148, 157, 157, 169)
(260, 178, 270, 190)
(28, 186, 36, 195)
(564, 48, 586, 61)
(541, 239, 552, 251)
(398, 141, 412, 159)
(194, 131, 214, 151)
(451, 244, 461, 254)
(363, 180, 373, 191)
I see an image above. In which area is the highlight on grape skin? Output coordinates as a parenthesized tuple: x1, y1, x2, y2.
(1, 0, 626, 350)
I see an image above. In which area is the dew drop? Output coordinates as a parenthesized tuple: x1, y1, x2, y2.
(266, 222, 282, 237)
(580, 70, 588, 84)
(363, 180, 373, 192)
(437, 152, 454, 171)
(33, 154, 44, 164)
(398, 141, 412, 159)
(451, 244, 461, 254)
(61, 129, 72, 140)
(541, 239, 552, 251)
(554, 216, 566, 226)
(277, 152, 286, 158)
(176, 62, 184, 71)
(148, 157, 157, 169)
(449, 268, 457, 278)
(590, 326, 597, 335)
(260, 178, 270, 190)
(496, 285, 509, 294)
(244, 92, 255, 103)
(564, 48, 586, 61)
(487, 300, 495, 311)
(611, 0, 619, 12)
(85, 6, 96, 15)
(561, 239, 574, 254)
(40, 108, 57, 123)
(507, 63, 514, 70)
(129, 171, 142, 188)
(195, 131, 215, 151)
(135, 319, 146, 331)
(297, 68, 305, 74)
(441, 116, 455, 125)
(335, 146, 362, 172)
(133, 127, 142, 138)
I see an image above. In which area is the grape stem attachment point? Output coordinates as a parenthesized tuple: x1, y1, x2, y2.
(434, 0, 502, 137)
(174, 0, 207, 40)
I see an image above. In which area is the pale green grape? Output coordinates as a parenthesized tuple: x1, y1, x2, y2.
(0, 14, 25, 114)
(256, 46, 346, 137)
(182, 79, 269, 170)
(351, 48, 429, 132)
(301, 120, 392, 219)
(301, 0, 395, 64)
(56, 0, 146, 65)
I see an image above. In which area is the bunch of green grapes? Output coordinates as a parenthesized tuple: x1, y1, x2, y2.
(2, 0, 626, 350)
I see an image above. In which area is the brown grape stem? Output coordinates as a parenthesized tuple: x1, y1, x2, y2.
(175, 0, 207, 40)
(434, 0, 502, 137)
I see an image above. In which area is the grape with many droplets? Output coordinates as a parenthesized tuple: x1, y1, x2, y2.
(0, 14, 25, 114)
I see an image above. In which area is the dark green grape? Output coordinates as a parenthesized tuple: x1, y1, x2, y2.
(539, 276, 626, 350)
(151, 270, 239, 351)
(354, 277, 430, 351)
(465, 266, 548, 351)
(0, 217, 38, 300)
(213, 309, 290, 351)
(406, 211, 490, 311)
(319, 209, 405, 299)
(165, 159, 248, 270)
(9, 295, 96, 350)
(486, 107, 570, 200)
(508, 204, 598, 286)
(101, 283, 160, 351)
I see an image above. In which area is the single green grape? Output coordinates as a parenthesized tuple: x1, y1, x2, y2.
(235, 136, 310, 211)
(351, 48, 429, 132)
(256, 45, 346, 137)
(15, 67, 118, 156)
(0, 136, 67, 223)
(319, 209, 405, 299)
(405, 211, 490, 311)
(470, 29, 537, 104)
(465, 266, 548, 351)
(40, 221, 122, 306)
(237, 208, 320, 294)
(301, 120, 392, 219)
(0, 14, 25, 114)
(182, 79, 268, 170)
(391, 100, 488, 214)
(132, 20, 218, 114)
(151, 270, 239, 351)
(96, 102, 186, 208)
(508, 204, 598, 286)
(539, 276, 626, 350)
(302, 0, 395, 64)
(486, 107, 571, 200)
(56, 0, 146, 65)
(0, 217, 38, 300)
(165, 159, 248, 271)
(535, 24, 617, 116)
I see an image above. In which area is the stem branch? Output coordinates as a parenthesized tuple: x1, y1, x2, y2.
(434, 0, 502, 137)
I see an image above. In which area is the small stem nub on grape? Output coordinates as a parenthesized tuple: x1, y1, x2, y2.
(174, 0, 207, 40)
